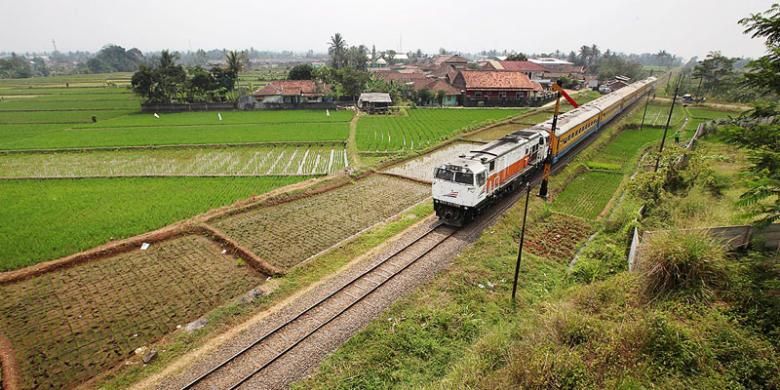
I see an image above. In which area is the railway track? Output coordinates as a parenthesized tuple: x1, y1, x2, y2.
(180, 222, 458, 389)
(172, 94, 648, 390)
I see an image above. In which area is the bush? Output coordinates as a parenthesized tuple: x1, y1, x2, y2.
(638, 230, 730, 301)
(642, 314, 705, 375)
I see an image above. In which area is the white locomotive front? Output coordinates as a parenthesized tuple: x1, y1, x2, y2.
(432, 130, 548, 226)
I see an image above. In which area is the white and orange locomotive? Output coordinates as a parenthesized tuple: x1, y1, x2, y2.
(433, 76, 657, 226)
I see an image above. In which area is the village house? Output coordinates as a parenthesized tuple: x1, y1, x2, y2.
(529, 57, 586, 82)
(425, 54, 469, 79)
(480, 60, 548, 80)
(450, 70, 544, 107)
(252, 80, 332, 108)
(411, 79, 461, 106)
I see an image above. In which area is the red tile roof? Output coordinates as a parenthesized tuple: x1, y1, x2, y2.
(253, 80, 330, 97)
(459, 70, 542, 91)
(497, 61, 547, 73)
(424, 79, 461, 95)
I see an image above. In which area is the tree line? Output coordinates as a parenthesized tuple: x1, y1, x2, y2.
(130, 50, 245, 104)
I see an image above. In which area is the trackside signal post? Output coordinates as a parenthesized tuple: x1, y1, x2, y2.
(539, 81, 579, 199)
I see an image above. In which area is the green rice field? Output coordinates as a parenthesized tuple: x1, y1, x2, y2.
(0, 176, 306, 270)
(356, 108, 523, 153)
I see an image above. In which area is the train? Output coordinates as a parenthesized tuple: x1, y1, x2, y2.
(432, 76, 657, 226)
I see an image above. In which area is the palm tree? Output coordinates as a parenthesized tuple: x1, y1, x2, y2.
(159, 50, 178, 68)
(590, 44, 600, 66)
(329, 33, 347, 68)
(578, 45, 591, 67)
(225, 50, 244, 75)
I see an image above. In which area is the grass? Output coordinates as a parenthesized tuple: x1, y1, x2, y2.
(553, 171, 624, 220)
(0, 176, 306, 270)
(356, 108, 523, 153)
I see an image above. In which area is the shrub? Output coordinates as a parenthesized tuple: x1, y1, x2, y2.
(548, 310, 601, 347)
(641, 314, 704, 375)
(638, 230, 730, 301)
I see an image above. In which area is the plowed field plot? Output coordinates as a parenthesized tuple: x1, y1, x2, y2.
(0, 234, 264, 389)
(0, 144, 347, 178)
(524, 213, 593, 262)
(385, 142, 481, 182)
(357, 109, 521, 153)
(212, 175, 430, 270)
(553, 171, 623, 220)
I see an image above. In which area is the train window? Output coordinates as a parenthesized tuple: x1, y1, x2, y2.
(454, 172, 474, 185)
(435, 168, 454, 181)
(489, 161, 495, 171)
(476, 172, 486, 186)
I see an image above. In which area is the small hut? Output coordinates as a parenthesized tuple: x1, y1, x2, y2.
(357, 93, 392, 114)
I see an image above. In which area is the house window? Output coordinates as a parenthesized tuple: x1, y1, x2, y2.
(475, 91, 482, 98)
(499, 91, 507, 98)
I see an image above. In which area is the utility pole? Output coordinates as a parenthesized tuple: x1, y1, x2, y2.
(654, 73, 683, 172)
(638, 89, 652, 131)
(512, 182, 532, 306)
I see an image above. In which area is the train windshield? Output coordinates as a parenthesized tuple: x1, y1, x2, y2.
(435, 168, 474, 185)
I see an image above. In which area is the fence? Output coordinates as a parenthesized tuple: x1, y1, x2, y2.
(628, 224, 780, 271)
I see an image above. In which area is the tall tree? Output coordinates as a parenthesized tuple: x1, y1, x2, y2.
(288, 64, 314, 80)
(328, 33, 348, 69)
(692, 51, 736, 95)
(578, 45, 591, 67)
(740, 3, 780, 94)
(506, 53, 528, 61)
(726, 3, 780, 226)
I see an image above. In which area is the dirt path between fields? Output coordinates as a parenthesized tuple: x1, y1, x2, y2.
(347, 114, 362, 168)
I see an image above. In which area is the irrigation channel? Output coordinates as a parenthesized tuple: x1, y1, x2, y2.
(165, 98, 645, 390)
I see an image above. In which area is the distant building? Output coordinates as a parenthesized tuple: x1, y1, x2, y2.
(528, 57, 586, 82)
(480, 60, 548, 81)
(426, 54, 469, 79)
(358, 92, 393, 113)
(253, 80, 332, 107)
(598, 76, 631, 94)
(450, 70, 544, 107)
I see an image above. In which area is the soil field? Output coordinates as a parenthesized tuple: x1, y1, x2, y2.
(212, 175, 430, 270)
(0, 176, 306, 270)
(384, 142, 481, 182)
(356, 109, 522, 153)
(523, 213, 593, 262)
(0, 234, 265, 389)
(0, 144, 347, 178)
(553, 171, 624, 220)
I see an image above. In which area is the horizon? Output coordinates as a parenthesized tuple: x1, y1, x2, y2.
(0, 0, 774, 60)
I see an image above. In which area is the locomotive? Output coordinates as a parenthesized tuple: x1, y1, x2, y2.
(433, 76, 657, 226)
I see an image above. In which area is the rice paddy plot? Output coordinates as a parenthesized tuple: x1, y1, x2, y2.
(356, 108, 523, 153)
(385, 142, 481, 182)
(0, 176, 307, 270)
(0, 144, 347, 178)
(85, 109, 352, 128)
(0, 121, 349, 150)
(553, 171, 624, 220)
(0, 233, 265, 390)
(212, 175, 430, 270)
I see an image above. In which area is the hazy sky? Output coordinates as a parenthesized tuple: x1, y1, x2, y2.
(0, 0, 774, 59)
